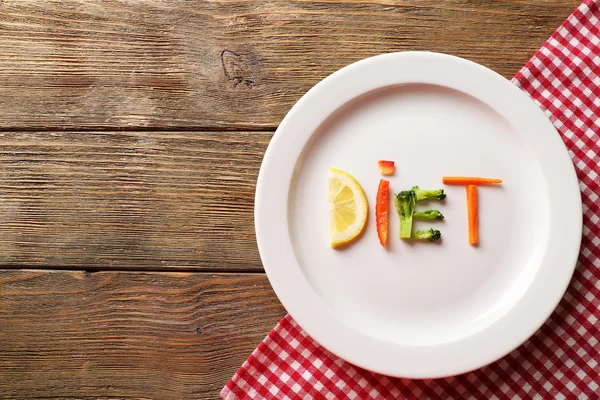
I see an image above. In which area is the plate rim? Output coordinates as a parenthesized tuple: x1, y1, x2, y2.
(255, 51, 582, 378)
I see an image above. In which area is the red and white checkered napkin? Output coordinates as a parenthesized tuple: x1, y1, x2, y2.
(222, 1, 600, 398)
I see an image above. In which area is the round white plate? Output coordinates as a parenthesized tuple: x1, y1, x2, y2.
(255, 52, 582, 378)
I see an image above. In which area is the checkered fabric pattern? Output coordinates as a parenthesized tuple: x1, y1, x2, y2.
(222, 1, 600, 398)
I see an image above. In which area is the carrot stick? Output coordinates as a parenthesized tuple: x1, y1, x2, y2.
(443, 177, 502, 185)
(466, 185, 478, 246)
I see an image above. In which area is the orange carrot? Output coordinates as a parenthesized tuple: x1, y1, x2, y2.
(466, 185, 478, 246)
(443, 177, 502, 185)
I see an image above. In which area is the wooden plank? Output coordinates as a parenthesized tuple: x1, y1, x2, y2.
(0, 130, 269, 271)
(0, 270, 286, 399)
(0, 0, 578, 129)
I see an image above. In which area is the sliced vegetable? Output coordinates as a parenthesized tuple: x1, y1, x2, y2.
(377, 160, 395, 176)
(328, 168, 368, 248)
(396, 186, 446, 240)
(413, 186, 446, 201)
(395, 189, 416, 239)
(467, 185, 478, 245)
(442, 177, 502, 185)
(375, 179, 390, 247)
(412, 228, 441, 242)
(414, 209, 444, 220)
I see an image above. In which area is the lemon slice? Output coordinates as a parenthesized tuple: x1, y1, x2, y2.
(329, 168, 368, 247)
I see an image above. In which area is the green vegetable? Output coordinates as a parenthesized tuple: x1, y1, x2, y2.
(413, 186, 446, 201)
(395, 189, 416, 239)
(395, 186, 446, 240)
(414, 209, 444, 220)
(412, 228, 442, 242)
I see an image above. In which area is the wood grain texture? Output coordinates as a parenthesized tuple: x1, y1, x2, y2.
(0, 270, 285, 399)
(0, 130, 269, 271)
(0, 0, 578, 129)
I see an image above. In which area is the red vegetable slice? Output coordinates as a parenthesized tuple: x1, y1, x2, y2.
(377, 160, 395, 176)
(376, 179, 390, 247)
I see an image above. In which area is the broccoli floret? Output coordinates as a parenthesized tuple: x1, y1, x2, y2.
(412, 228, 441, 242)
(413, 209, 444, 220)
(396, 186, 445, 240)
(412, 186, 446, 201)
(395, 189, 416, 239)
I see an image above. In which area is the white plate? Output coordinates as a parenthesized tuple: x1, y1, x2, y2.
(255, 52, 582, 378)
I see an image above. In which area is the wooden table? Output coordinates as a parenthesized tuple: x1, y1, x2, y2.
(0, 1, 578, 398)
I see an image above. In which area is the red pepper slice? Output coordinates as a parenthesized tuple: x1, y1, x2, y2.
(377, 160, 395, 176)
(376, 179, 390, 247)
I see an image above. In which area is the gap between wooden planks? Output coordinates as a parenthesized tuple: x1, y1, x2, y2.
(0, 269, 286, 399)
(0, 0, 578, 130)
